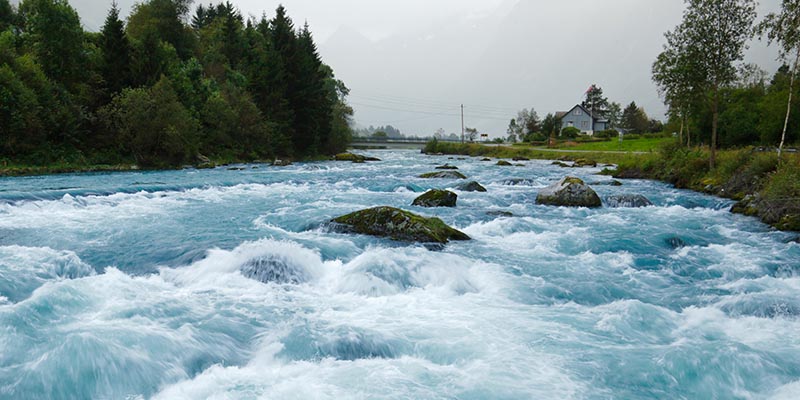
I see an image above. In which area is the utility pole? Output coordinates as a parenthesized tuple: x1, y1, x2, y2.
(461, 104, 465, 144)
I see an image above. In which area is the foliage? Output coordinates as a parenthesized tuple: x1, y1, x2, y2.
(758, 0, 800, 155)
(656, 0, 757, 167)
(621, 101, 650, 134)
(581, 84, 610, 117)
(561, 126, 581, 138)
(0, 1, 352, 168)
(99, 2, 131, 96)
(98, 76, 199, 167)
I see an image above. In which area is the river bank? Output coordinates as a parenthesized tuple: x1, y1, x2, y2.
(423, 140, 800, 232)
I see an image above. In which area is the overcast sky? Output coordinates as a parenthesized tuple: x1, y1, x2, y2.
(72, 0, 783, 137)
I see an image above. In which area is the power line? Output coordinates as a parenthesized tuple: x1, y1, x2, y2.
(349, 92, 520, 115)
(349, 101, 513, 121)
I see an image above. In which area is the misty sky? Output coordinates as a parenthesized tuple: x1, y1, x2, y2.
(71, 0, 783, 138)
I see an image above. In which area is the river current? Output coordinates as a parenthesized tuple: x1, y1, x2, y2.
(0, 150, 798, 399)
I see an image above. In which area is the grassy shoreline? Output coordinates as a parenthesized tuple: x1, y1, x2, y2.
(424, 140, 800, 232)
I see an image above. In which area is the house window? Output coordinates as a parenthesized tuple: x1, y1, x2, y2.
(581, 121, 588, 128)
(574, 109, 582, 116)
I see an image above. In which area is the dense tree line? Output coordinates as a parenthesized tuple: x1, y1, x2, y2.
(0, 0, 352, 167)
(653, 0, 800, 166)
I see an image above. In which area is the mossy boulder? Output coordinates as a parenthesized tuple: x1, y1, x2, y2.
(573, 159, 598, 168)
(329, 206, 470, 243)
(435, 164, 459, 170)
(455, 181, 487, 192)
(419, 171, 467, 179)
(552, 161, 571, 168)
(412, 189, 458, 207)
(513, 157, 530, 161)
(333, 153, 380, 163)
(496, 160, 512, 166)
(536, 176, 602, 208)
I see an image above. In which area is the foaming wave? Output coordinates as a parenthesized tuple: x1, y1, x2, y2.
(327, 246, 502, 297)
(161, 239, 327, 289)
(0, 245, 95, 303)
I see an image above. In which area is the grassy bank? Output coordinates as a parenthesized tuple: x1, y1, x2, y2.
(537, 136, 673, 152)
(615, 143, 800, 231)
(423, 140, 657, 165)
(424, 139, 800, 232)
(0, 163, 142, 177)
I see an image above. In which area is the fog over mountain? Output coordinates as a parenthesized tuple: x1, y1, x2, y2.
(68, 0, 782, 138)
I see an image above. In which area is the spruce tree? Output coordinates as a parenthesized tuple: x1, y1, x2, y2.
(294, 23, 332, 155)
(100, 1, 131, 95)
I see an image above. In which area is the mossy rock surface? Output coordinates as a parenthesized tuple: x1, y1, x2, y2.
(536, 176, 602, 208)
(573, 159, 597, 168)
(333, 153, 379, 162)
(419, 171, 467, 179)
(435, 164, 459, 170)
(413, 189, 458, 207)
(330, 206, 470, 243)
(496, 160, 512, 166)
(455, 181, 487, 192)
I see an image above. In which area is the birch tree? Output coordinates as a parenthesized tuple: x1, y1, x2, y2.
(759, 0, 800, 158)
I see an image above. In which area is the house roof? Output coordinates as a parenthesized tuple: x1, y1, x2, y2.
(559, 104, 606, 122)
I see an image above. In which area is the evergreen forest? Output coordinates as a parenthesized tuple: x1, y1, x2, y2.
(0, 0, 353, 168)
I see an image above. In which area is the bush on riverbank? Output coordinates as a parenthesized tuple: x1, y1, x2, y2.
(616, 143, 800, 230)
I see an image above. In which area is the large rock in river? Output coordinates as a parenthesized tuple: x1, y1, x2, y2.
(536, 176, 602, 208)
(412, 189, 457, 207)
(605, 194, 653, 208)
(455, 181, 487, 192)
(419, 171, 467, 179)
(330, 206, 470, 243)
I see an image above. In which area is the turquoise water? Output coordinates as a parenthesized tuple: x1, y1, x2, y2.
(0, 150, 798, 399)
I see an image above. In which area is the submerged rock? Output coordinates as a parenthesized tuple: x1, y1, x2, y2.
(419, 171, 467, 179)
(455, 181, 487, 192)
(513, 157, 530, 161)
(536, 176, 602, 208)
(665, 237, 686, 249)
(412, 189, 458, 207)
(435, 164, 459, 170)
(240, 256, 308, 284)
(551, 161, 571, 168)
(480, 158, 492, 162)
(496, 160, 512, 166)
(329, 206, 470, 243)
(605, 194, 654, 208)
(487, 210, 514, 217)
(500, 178, 535, 186)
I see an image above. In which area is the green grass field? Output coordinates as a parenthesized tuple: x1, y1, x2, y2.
(536, 137, 674, 152)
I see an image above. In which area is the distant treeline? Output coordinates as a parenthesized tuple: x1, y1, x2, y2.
(0, 0, 353, 167)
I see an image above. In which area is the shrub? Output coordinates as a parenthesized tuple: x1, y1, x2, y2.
(99, 76, 199, 167)
(561, 126, 581, 138)
(594, 129, 618, 139)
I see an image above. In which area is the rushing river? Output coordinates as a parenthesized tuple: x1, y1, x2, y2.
(0, 150, 799, 399)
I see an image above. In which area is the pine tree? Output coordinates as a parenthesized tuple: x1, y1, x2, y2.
(294, 23, 332, 155)
(581, 84, 610, 117)
(99, 1, 131, 95)
(0, 0, 14, 31)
